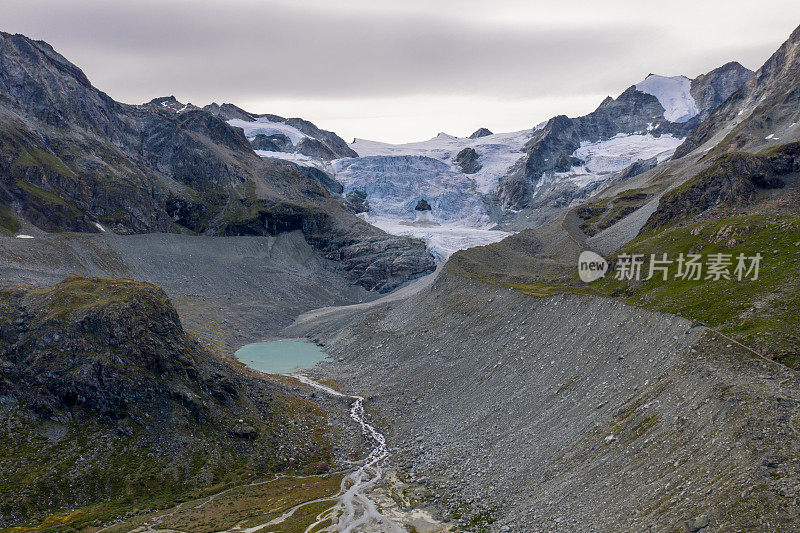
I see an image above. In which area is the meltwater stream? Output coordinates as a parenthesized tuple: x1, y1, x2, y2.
(290, 374, 403, 533)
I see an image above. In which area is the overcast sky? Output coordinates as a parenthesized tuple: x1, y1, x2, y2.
(4, 1, 800, 143)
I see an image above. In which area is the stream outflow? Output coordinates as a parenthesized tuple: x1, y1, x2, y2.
(290, 374, 403, 533)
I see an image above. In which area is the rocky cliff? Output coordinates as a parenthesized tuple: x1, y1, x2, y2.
(0, 276, 334, 527)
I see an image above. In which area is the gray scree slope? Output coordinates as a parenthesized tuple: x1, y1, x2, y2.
(287, 267, 800, 532)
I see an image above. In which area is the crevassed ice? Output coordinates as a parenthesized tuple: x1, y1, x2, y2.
(350, 129, 532, 194)
(334, 155, 490, 226)
(555, 133, 683, 188)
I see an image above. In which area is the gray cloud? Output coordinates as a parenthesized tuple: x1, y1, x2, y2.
(2, 0, 799, 141)
(4, 0, 662, 103)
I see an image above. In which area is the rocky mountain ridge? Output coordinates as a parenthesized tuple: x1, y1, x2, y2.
(0, 31, 434, 291)
(497, 63, 753, 210)
(205, 102, 358, 160)
(675, 25, 800, 158)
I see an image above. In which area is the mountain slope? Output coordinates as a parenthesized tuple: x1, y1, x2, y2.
(0, 277, 334, 527)
(675, 25, 800, 158)
(0, 32, 434, 291)
(497, 63, 753, 210)
(205, 102, 358, 160)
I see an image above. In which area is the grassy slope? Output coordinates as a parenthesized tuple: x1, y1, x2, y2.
(592, 214, 800, 366)
(485, 214, 800, 366)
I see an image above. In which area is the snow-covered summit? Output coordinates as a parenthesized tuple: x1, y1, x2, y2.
(635, 74, 699, 123)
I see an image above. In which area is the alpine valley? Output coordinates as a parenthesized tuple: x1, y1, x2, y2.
(1, 19, 800, 533)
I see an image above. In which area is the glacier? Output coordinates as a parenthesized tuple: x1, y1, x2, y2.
(351, 129, 533, 194)
(635, 75, 699, 123)
(557, 133, 684, 187)
(237, 117, 688, 261)
(333, 155, 490, 226)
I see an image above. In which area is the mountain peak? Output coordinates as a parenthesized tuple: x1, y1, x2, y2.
(635, 74, 698, 123)
(469, 127, 493, 139)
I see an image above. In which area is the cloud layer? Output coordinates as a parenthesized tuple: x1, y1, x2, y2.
(3, 0, 799, 142)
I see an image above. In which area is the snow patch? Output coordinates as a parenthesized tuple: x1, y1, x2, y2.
(635, 75, 699, 123)
(93, 222, 106, 232)
(15, 234, 34, 239)
(254, 150, 330, 171)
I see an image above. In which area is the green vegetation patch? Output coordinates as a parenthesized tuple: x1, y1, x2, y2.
(26, 276, 169, 319)
(12, 146, 76, 178)
(0, 203, 21, 236)
(472, 213, 800, 367)
(101, 474, 341, 533)
(577, 188, 651, 236)
(592, 214, 800, 361)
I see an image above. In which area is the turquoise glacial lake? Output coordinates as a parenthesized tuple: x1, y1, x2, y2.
(234, 340, 329, 374)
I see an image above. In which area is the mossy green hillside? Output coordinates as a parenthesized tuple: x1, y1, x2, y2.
(592, 214, 800, 363)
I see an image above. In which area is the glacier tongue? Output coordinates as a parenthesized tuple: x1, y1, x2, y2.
(333, 155, 490, 226)
(368, 218, 511, 261)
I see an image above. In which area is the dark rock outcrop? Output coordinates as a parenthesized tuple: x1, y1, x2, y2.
(615, 156, 659, 182)
(644, 142, 799, 231)
(455, 147, 482, 174)
(250, 133, 293, 152)
(415, 198, 432, 212)
(469, 127, 493, 139)
(0, 277, 334, 526)
(0, 277, 226, 422)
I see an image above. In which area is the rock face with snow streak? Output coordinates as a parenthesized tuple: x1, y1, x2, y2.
(497, 63, 753, 209)
(676, 26, 800, 158)
(689, 61, 754, 123)
(205, 102, 357, 160)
